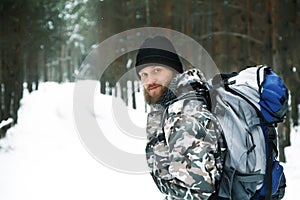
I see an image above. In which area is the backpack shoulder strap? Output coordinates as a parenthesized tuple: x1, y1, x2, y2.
(265, 125, 277, 200)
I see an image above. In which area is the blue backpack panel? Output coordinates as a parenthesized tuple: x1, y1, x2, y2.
(259, 67, 288, 123)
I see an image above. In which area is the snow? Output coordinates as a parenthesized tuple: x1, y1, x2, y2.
(0, 82, 299, 199)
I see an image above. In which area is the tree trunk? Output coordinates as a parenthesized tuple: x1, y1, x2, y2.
(43, 50, 48, 82)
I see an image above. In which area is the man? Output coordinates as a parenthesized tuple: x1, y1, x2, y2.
(135, 36, 225, 200)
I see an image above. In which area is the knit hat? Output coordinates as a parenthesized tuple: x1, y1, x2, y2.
(135, 36, 183, 77)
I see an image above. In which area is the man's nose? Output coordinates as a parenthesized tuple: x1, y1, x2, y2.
(145, 74, 157, 85)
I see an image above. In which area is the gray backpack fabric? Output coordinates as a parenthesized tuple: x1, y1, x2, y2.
(211, 85, 266, 199)
(208, 65, 287, 200)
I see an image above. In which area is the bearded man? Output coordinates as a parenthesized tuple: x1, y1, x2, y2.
(135, 36, 225, 200)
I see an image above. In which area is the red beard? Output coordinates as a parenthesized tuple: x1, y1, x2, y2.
(143, 84, 167, 104)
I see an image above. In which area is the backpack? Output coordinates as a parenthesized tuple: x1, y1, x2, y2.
(208, 65, 287, 200)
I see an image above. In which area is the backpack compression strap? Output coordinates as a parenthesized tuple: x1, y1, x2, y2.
(265, 126, 276, 200)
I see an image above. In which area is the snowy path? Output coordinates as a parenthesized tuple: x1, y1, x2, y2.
(0, 83, 163, 200)
(0, 82, 298, 199)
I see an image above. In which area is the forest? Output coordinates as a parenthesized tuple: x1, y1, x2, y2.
(0, 0, 299, 161)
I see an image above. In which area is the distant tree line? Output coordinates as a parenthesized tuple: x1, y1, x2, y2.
(0, 0, 98, 137)
(1, 0, 299, 161)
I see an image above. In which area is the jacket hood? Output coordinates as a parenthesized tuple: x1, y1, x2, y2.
(175, 68, 207, 95)
(154, 68, 208, 108)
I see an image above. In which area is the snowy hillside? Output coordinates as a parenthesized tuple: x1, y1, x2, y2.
(0, 82, 299, 199)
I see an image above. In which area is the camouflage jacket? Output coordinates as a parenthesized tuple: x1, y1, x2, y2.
(145, 69, 225, 200)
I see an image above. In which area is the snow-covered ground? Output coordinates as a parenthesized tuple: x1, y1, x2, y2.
(0, 82, 299, 199)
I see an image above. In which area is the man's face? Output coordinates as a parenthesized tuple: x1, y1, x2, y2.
(139, 66, 175, 104)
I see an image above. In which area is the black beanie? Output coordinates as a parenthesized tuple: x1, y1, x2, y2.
(135, 36, 183, 77)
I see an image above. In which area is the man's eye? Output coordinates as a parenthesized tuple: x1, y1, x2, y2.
(140, 73, 147, 78)
(154, 69, 161, 73)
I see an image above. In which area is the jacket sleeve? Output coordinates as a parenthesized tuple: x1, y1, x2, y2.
(164, 99, 221, 192)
